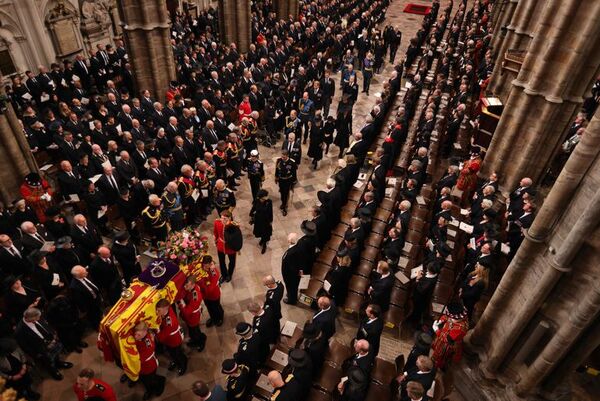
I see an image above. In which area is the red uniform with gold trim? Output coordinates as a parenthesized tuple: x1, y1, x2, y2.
(198, 266, 221, 301)
(180, 284, 203, 327)
(178, 175, 196, 200)
(157, 306, 184, 348)
(136, 333, 158, 375)
(73, 379, 117, 401)
(431, 314, 469, 369)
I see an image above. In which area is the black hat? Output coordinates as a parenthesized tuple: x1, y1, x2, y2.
(44, 205, 61, 218)
(317, 190, 330, 205)
(336, 247, 348, 258)
(470, 146, 481, 155)
(24, 173, 41, 186)
(115, 231, 130, 242)
(414, 332, 433, 349)
(288, 349, 310, 368)
(447, 302, 467, 320)
(235, 322, 252, 336)
(344, 232, 356, 242)
(169, 81, 179, 88)
(221, 359, 237, 374)
(56, 236, 72, 248)
(257, 189, 269, 199)
(0, 339, 18, 356)
(436, 242, 451, 258)
(2, 275, 20, 292)
(29, 249, 48, 265)
(301, 220, 317, 236)
(302, 323, 320, 340)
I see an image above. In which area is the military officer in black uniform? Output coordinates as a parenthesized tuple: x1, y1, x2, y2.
(162, 182, 185, 231)
(141, 194, 168, 248)
(275, 150, 297, 216)
(247, 302, 276, 363)
(221, 359, 251, 401)
(213, 179, 236, 216)
(233, 322, 262, 375)
(262, 275, 284, 338)
(247, 149, 265, 201)
(267, 370, 302, 401)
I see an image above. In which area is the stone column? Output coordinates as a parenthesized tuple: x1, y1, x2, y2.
(487, 0, 536, 100)
(480, 0, 600, 191)
(118, 0, 177, 99)
(468, 111, 600, 385)
(276, 0, 290, 20)
(489, 0, 518, 54)
(218, 0, 251, 53)
(0, 79, 38, 204)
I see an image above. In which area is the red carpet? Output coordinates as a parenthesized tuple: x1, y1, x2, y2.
(403, 4, 432, 15)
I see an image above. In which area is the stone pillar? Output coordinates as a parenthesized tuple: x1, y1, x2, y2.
(0, 79, 38, 204)
(275, 0, 298, 20)
(467, 111, 600, 395)
(217, 0, 251, 53)
(480, 0, 600, 191)
(489, 0, 518, 54)
(118, 0, 177, 99)
(487, 0, 536, 100)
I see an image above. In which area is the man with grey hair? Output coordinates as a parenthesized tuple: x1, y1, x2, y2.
(262, 275, 284, 331)
(248, 301, 277, 358)
(15, 307, 73, 380)
(282, 233, 302, 305)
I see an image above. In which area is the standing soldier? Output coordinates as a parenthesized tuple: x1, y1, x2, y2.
(275, 150, 297, 216)
(213, 140, 228, 180)
(240, 117, 258, 164)
(178, 164, 198, 225)
(213, 179, 236, 216)
(199, 255, 224, 327)
(155, 299, 188, 376)
(162, 182, 185, 231)
(73, 368, 117, 401)
(133, 321, 166, 400)
(179, 276, 206, 352)
(225, 133, 242, 188)
(284, 110, 300, 139)
(221, 359, 251, 401)
(247, 149, 265, 201)
(141, 195, 168, 249)
(362, 52, 374, 96)
(233, 322, 262, 376)
(298, 92, 315, 143)
(263, 275, 284, 339)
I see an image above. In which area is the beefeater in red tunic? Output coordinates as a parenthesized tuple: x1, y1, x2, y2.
(134, 321, 165, 400)
(156, 298, 188, 375)
(179, 276, 207, 351)
(431, 302, 470, 370)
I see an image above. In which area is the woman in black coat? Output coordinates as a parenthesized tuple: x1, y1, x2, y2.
(460, 264, 489, 322)
(250, 189, 273, 254)
(327, 249, 353, 306)
(3, 276, 44, 324)
(322, 116, 336, 155)
(307, 115, 324, 169)
(46, 294, 86, 353)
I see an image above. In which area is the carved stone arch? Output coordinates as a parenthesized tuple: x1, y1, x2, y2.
(0, 10, 26, 39)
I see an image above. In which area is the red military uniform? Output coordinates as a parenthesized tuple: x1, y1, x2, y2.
(180, 284, 203, 327)
(198, 266, 221, 301)
(431, 314, 469, 370)
(213, 219, 237, 255)
(157, 306, 184, 348)
(73, 379, 117, 401)
(136, 333, 158, 375)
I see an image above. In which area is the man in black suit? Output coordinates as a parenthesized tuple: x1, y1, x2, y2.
(342, 339, 374, 377)
(172, 136, 194, 171)
(296, 221, 317, 275)
(57, 132, 80, 165)
(19, 221, 52, 255)
(146, 157, 169, 191)
(248, 302, 276, 363)
(97, 165, 121, 205)
(312, 296, 336, 340)
(213, 111, 231, 140)
(57, 161, 83, 201)
(508, 177, 534, 215)
(88, 246, 124, 305)
(202, 120, 220, 150)
(357, 192, 377, 217)
(263, 275, 284, 334)
(111, 231, 141, 285)
(0, 234, 33, 276)
(73, 54, 91, 89)
(281, 233, 303, 305)
(368, 261, 394, 312)
(355, 304, 384, 356)
(70, 215, 103, 265)
(70, 265, 103, 329)
(15, 307, 73, 380)
(281, 132, 302, 165)
(115, 151, 139, 186)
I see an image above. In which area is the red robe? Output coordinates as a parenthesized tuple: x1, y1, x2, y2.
(180, 284, 203, 327)
(135, 333, 158, 375)
(156, 306, 184, 348)
(20, 180, 53, 223)
(431, 315, 469, 369)
(456, 157, 481, 193)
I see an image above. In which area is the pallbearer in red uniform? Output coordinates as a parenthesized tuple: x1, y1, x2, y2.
(179, 276, 207, 351)
(74, 368, 117, 401)
(155, 298, 188, 375)
(134, 321, 166, 400)
(199, 255, 224, 327)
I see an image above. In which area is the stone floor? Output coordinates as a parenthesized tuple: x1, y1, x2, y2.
(35, 1, 461, 400)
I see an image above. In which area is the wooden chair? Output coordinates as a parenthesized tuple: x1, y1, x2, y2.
(355, 261, 374, 278)
(348, 275, 370, 294)
(325, 340, 353, 368)
(315, 362, 343, 394)
(371, 358, 396, 386)
(311, 263, 331, 281)
(361, 246, 380, 263)
(344, 291, 365, 315)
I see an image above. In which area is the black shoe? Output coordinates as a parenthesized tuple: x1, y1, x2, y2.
(216, 319, 223, 327)
(225, 276, 232, 282)
(261, 243, 267, 254)
(206, 319, 214, 327)
(283, 298, 296, 305)
(178, 366, 187, 376)
(282, 209, 287, 216)
(51, 371, 64, 380)
(79, 341, 88, 348)
(120, 374, 129, 383)
(218, 277, 224, 285)
(168, 362, 177, 371)
(142, 392, 152, 400)
(58, 361, 73, 369)
(128, 379, 136, 388)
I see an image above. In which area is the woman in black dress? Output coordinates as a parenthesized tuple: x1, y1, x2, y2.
(82, 181, 109, 234)
(307, 115, 324, 169)
(327, 249, 353, 306)
(322, 115, 336, 155)
(460, 264, 489, 322)
(30, 250, 66, 301)
(250, 189, 273, 254)
(3, 276, 43, 324)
